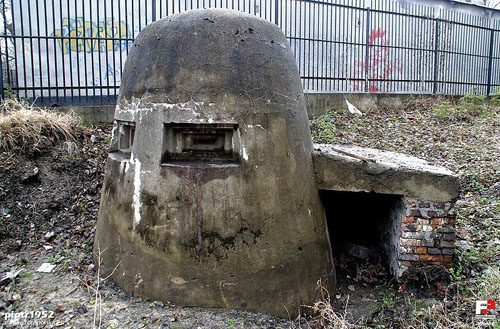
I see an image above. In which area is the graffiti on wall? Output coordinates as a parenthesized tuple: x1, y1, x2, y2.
(355, 28, 402, 92)
(52, 17, 133, 54)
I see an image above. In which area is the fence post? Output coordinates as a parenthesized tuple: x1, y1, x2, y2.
(274, 0, 279, 26)
(487, 29, 494, 96)
(364, 7, 371, 92)
(152, 0, 157, 21)
(0, 50, 4, 100)
(433, 19, 440, 94)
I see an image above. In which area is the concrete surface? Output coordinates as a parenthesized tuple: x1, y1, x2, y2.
(312, 144, 459, 202)
(53, 105, 115, 123)
(94, 9, 334, 318)
(304, 93, 452, 118)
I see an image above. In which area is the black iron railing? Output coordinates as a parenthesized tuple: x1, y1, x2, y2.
(1, 0, 500, 106)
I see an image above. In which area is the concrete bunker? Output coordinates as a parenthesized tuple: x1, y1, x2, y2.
(94, 9, 459, 318)
(94, 9, 334, 318)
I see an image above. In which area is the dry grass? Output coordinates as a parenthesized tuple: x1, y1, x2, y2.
(398, 267, 500, 328)
(477, 267, 500, 309)
(0, 98, 80, 153)
(298, 268, 500, 328)
(290, 280, 368, 329)
(307, 297, 363, 329)
(307, 280, 356, 329)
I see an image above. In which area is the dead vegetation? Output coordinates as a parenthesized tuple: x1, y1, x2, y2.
(0, 98, 80, 154)
(295, 280, 367, 329)
(301, 267, 500, 328)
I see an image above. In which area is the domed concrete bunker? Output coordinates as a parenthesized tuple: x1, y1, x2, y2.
(95, 8, 460, 318)
(94, 9, 335, 317)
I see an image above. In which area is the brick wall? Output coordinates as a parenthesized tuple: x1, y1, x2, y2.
(398, 197, 456, 274)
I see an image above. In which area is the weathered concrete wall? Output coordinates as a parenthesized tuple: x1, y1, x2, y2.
(53, 105, 115, 124)
(304, 93, 454, 119)
(94, 9, 334, 318)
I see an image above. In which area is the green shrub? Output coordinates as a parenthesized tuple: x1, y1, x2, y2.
(433, 97, 491, 121)
(433, 103, 455, 120)
(311, 111, 337, 144)
(490, 87, 500, 106)
(460, 94, 486, 105)
(490, 96, 500, 106)
(461, 103, 489, 118)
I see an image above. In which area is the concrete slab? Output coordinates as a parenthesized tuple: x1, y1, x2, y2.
(312, 144, 459, 202)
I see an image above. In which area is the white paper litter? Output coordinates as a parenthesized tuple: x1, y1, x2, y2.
(36, 263, 56, 273)
(346, 99, 363, 116)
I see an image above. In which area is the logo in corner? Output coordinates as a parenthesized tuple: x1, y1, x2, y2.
(475, 300, 497, 320)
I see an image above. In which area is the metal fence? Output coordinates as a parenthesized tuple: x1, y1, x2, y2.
(1, 0, 500, 106)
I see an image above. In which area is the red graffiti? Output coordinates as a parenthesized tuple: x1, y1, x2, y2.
(369, 29, 386, 46)
(354, 29, 401, 92)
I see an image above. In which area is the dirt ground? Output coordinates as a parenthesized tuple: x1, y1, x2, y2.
(1, 96, 499, 328)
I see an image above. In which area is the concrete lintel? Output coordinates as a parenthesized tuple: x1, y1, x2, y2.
(312, 144, 459, 202)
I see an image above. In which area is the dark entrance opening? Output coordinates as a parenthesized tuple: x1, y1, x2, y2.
(320, 190, 404, 280)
